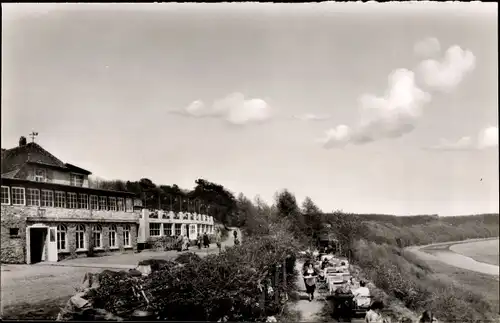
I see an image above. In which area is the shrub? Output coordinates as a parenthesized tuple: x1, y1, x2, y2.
(88, 226, 302, 322)
(146, 236, 177, 251)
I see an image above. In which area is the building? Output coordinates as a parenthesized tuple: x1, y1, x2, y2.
(1, 136, 140, 264)
(138, 208, 215, 245)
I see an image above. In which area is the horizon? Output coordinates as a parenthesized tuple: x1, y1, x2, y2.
(2, 3, 498, 216)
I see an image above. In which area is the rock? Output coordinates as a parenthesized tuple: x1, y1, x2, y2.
(266, 316, 277, 322)
(136, 265, 152, 276)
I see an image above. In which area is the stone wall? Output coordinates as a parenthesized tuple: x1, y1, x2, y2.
(1, 205, 139, 264)
(0, 206, 27, 264)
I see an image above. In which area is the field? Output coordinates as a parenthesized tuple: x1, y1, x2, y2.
(449, 238, 499, 266)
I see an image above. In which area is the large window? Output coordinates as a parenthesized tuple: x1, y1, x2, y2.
(149, 223, 160, 237)
(11, 187, 25, 206)
(57, 224, 67, 251)
(109, 197, 117, 211)
(92, 225, 102, 248)
(26, 188, 41, 206)
(125, 198, 133, 212)
(79, 194, 88, 209)
(67, 193, 78, 209)
(123, 225, 131, 247)
(70, 173, 84, 187)
(117, 198, 125, 212)
(54, 191, 66, 208)
(189, 225, 196, 236)
(174, 224, 182, 236)
(76, 224, 86, 250)
(99, 196, 107, 210)
(34, 169, 46, 182)
(90, 195, 98, 210)
(1, 186, 10, 205)
(41, 190, 54, 207)
(108, 225, 117, 248)
(163, 223, 172, 236)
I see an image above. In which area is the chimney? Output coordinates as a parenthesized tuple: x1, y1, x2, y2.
(19, 136, 27, 146)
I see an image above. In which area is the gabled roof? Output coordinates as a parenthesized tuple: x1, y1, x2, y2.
(1, 142, 92, 175)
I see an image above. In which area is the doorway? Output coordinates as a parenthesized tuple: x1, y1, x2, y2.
(30, 228, 47, 264)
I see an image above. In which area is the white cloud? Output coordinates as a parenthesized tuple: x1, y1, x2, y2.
(478, 126, 499, 149)
(417, 45, 476, 92)
(171, 92, 272, 125)
(320, 69, 431, 148)
(414, 37, 441, 58)
(294, 114, 332, 121)
(428, 126, 498, 151)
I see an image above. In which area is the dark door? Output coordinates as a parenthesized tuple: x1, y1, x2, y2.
(30, 228, 47, 264)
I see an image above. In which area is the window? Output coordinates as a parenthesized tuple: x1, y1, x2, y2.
(9, 228, 19, 237)
(41, 190, 54, 207)
(149, 223, 160, 237)
(70, 173, 84, 187)
(163, 223, 172, 236)
(125, 198, 133, 212)
(11, 187, 25, 206)
(108, 225, 117, 248)
(117, 198, 125, 211)
(1, 186, 10, 205)
(67, 193, 78, 209)
(34, 169, 46, 182)
(76, 224, 86, 250)
(123, 225, 131, 247)
(175, 224, 182, 236)
(54, 191, 66, 208)
(90, 195, 98, 210)
(189, 225, 196, 236)
(79, 194, 88, 209)
(99, 196, 107, 210)
(26, 188, 41, 206)
(92, 225, 102, 248)
(197, 224, 201, 235)
(57, 224, 67, 251)
(181, 224, 187, 236)
(109, 197, 117, 211)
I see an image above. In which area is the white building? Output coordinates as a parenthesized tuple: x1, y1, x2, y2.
(138, 209, 214, 243)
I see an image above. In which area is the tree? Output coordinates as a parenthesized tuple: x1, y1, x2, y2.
(191, 179, 237, 224)
(275, 189, 301, 218)
(301, 197, 323, 242)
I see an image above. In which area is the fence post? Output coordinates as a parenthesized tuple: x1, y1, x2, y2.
(274, 265, 279, 303)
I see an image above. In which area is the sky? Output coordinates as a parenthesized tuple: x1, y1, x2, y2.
(2, 2, 498, 216)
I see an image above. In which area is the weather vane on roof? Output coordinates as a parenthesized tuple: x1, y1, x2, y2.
(29, 131, 38, 143)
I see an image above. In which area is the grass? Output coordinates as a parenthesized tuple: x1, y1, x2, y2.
(351, 239, 499, 322)
(1, 296, 69, 320)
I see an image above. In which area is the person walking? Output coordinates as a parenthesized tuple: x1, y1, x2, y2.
(197, 234, 203, 249)
(303, 263, 318, 302)
(215, 232, 222, 253)
(203, 232, 210, 248)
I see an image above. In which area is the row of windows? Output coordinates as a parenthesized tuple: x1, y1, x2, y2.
(33, 169, 84, 187)
(149, 223, 213, 237)
(1, 186, 133, 212)
(149, 210, 212, 222)
(57, 224, 132, 251)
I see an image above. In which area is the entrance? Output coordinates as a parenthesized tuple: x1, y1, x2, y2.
(30, 228, 47, 264)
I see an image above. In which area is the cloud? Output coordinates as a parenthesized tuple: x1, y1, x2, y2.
(170, 93, 272, 125)
(319, 69, 431, 148)
(294, 114, 333, 121)
(427, 126, 498, 151)
(417, 45, 476, 92)
(414, 37, 441, 58)
(478, 126, 499, 149)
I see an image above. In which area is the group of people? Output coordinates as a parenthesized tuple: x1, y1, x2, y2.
(196, 232, 212, 249)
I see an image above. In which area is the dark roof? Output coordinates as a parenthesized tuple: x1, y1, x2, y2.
(1, 142, 92, 175)
(65, 163, 92, 175)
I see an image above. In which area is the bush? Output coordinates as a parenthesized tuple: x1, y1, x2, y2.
(146, 236, 177, 251)
(350, 239, 496, 322)
(88, 225, 302, 322)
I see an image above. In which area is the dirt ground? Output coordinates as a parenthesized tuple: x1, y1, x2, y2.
(1, 229, 241, 319)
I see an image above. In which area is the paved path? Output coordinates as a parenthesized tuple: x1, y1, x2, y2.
(293, 261, 325, 322)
